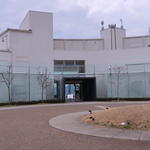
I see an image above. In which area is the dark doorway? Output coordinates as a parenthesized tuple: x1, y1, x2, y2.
(62, 77, 96, 102)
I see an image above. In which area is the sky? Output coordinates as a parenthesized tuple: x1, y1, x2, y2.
(0, 0, 150, 38)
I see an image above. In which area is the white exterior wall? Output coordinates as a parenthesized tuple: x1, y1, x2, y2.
(0, 32, 12, 63)
(0, 11, 54, 69)
(9, 31, 31, 64)
(0, 52, 11, 63)
(54, 39, 104, 51)
(1, 10, 150, 101)
(100, 28, 112, 49)
(54, 47, 150, 73)
(8, 11, 54, 72)
(20, 11, 53, 68)
(101, 27, 126, 49)
(145, 37, 150, 46)
(54, 47, 150, 98)
(0, 11, 150, 70)
(19, 12, 31, 30)
(0, 32, 10, 50)
(115, 28, 126, 49)
(0, 35, 8, 50)
(28, 11, 53, 68)
(0, 11, 54, 101)
(123, 36, 150, 48)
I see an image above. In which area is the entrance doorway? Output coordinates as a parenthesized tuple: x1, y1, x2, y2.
(63, 77, 96, 102)
(65, 83, 81, 102)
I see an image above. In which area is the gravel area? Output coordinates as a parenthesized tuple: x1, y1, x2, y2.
(0, 102, 150, 150)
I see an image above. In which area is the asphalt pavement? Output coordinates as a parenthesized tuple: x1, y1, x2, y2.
(0, 102, 150, 150)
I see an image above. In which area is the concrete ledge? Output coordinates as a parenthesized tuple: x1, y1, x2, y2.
(49, 111, 150, 141)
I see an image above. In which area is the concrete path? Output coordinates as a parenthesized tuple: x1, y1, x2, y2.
(49, 111, 150, 141)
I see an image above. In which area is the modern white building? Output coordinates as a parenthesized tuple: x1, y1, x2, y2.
(0, 10, 150, 102)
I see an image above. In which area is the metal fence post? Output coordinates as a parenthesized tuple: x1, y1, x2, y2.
(10, 64, 13, 103)
(28, 65, 31, 102)
(109, 65, 112, 97)
(144, 64, 146, 98)
(127, 65, 129, 98)
(45, 67, 48, 100)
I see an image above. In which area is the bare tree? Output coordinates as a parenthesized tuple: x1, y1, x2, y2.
(108, 65, 113, 97)
(37, 68, 50, 101)
(112, 66, 125, 100)
(0, 65, 13, 102)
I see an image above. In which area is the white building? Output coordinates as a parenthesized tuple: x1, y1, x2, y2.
(0, 10, 150, 102)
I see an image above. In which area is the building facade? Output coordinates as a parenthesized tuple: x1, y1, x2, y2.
(0, 11, 150, 102)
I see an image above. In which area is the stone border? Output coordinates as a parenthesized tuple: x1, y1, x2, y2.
(49, 111, 150, 141)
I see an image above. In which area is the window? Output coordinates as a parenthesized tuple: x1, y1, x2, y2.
(54, 60, 85, 73)
(76, 60, 84, 65)
(65, 60, 74, 65)
(54, 60, 64, 65)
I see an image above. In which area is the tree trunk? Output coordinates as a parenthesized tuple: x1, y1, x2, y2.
(117, 73, 120, 101)
(8, 87, 10, 103)
(42, 86, 44, 101)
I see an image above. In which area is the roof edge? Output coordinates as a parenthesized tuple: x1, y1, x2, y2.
(0, 49, 12, 53)
(54, 38, 104, 41)
(0, 28, 32, 37)
(124, 35, 150, 39)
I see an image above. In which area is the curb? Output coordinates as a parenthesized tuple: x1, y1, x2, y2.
(49, 111, 150, 141)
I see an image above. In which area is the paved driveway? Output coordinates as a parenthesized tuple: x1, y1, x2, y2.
(0, 102, 150, 150)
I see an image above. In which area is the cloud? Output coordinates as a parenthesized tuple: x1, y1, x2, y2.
(57, 0, 150, 18)
(76, 0, 124, 14)
(124, 0, 150, 19)
(53, 8, 100, 38)
(55, 0, 150, 36)
(0, 0, 150, 38)
(57, 0, 125, 15)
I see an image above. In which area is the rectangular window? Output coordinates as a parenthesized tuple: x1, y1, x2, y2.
(65, 60, 74, 65)
(76, 60, 84, 65)
(54, 60, 85, 74)
(54, 60, 64, 65)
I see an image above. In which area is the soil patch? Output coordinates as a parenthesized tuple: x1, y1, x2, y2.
(82, 105, 150, 130)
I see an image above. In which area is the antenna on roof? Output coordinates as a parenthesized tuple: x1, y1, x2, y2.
(101, 20, 104, 30)
(120, 19, 123, 29)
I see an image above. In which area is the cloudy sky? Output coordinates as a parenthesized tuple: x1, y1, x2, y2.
(1, 0, 150, 38)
